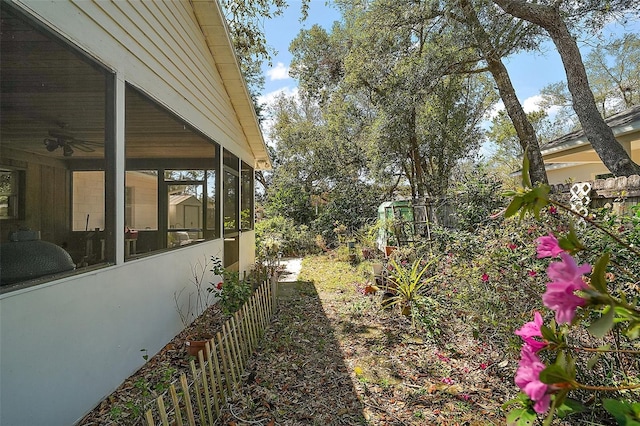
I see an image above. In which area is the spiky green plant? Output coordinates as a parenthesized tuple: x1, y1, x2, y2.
(386, 255, 438, 321)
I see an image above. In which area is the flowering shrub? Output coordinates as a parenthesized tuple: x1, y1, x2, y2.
(503, 162, 640, 425)
(208, 256, 251, 316)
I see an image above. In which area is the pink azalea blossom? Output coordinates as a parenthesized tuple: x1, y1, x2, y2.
(481, 273, 489, 282)
(547, 252, 591, 283)
(515, 345, 551, 413)
(542, 281, 588, 324)
(548, 205, 558, 215)
(508, 243, 517, 250)
(528, 270, 537, 277)
(543, 253, 591, 324)
(515, 311, 547, 352)
(536, 234, 564, 258)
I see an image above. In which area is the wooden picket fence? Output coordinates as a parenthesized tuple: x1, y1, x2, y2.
(144, 277, 277, 426)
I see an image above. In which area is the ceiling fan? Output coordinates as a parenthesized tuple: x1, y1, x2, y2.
(43, 128, 102, 157)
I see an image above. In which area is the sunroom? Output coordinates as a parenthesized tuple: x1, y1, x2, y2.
(0, 1, 268, 424)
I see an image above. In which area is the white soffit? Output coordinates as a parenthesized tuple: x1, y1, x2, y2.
(191, 0, 272, 170)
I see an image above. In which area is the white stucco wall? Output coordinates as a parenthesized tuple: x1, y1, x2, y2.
(239, 230, 256, 274)
(0, 240, 223, 425)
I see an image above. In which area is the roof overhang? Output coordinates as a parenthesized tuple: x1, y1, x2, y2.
(191, 0, 272, 171)
(541, 107, 640, 162)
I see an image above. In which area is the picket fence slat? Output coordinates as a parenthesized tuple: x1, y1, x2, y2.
(180, 373, 196, 426)
(205, 342, 220, 417)
(145, 280, 276, 426)
(197, 351, 214, 425)
(169, 384, 183, 426)
(189, 360, 206, 425)
(156, 395, 169, 426)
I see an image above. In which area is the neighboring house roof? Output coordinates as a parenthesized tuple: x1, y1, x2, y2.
(169, 194, 202, 206)
(192, 0, 271, 170)
(541, 105, 640, 155)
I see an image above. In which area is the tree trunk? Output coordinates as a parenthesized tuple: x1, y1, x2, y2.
(458, 0, 548, 185)
(492, 0, 640, 177)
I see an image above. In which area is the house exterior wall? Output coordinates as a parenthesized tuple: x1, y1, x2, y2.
(1, 1, 259, 424)
(126, 171, 158, 230)
(546, 163, 612, 185)
(0, 240, 223, 426)
(543, 124, 639, 185)
(72, 171, 106, 231)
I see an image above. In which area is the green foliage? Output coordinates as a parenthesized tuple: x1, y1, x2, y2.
(256, 215, 319, 257)
(501, 163, 640, 424)
(449, 167, 508, 231)
(109, 352, 177, 423)
(432, 217, 547, 352)
(386, 256, 438, 313)
(603, 399, 640, 425)
(209, 257, 252, 316)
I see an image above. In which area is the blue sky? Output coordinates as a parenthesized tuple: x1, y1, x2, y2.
(258, 1, 639, 130)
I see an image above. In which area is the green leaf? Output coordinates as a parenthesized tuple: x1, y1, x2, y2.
(588, 306, 615, 338)
(539, 364, 573, 385)
(556, 398, 586, 418)
(540, 325, 556, 343)
(624, 321, 640, 340)
(507, 407, 537, 426)
(590, 253, 611, 294)
(603, 399, 640, 425)
(505, 196, 524, 218)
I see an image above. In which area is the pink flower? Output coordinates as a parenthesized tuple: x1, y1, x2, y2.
(546, 252, 591, 283)
(481, 273, 489, 282)
(528, 270, 537, 277)
(480, 363, 488, 370)
(508, 243, 517, 250)
(548, 205, 557, 215)
(515, 312, 547, 352)
(216, 281, 223, 290)
(441, 377, 454, 385)
(536, 234, 564, 258)
(542, 253, 591, 324)
(515, 345, 551, 413)
(542, 282, 588, 324)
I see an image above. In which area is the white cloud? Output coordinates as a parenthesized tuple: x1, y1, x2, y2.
(486, 100, 505, 120)
(522, 95, 544, 113)
(266, 62, 290, 81)
(258, 86, 298, 107)
(522, 94, 562, 118)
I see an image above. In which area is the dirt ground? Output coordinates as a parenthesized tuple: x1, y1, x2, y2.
(80, 266, 518, 425)
(216, 279, 515, 425)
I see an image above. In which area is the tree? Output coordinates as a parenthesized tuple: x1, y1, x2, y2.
(453, 0, 549, 185)
(220, 0, 310, 115)
(332, 0, 497, 198)
(491, 0, 640, 176)
(586, 34, 640, 113)
(540, 33, 640, 131)
(487, 109, 555, 172)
